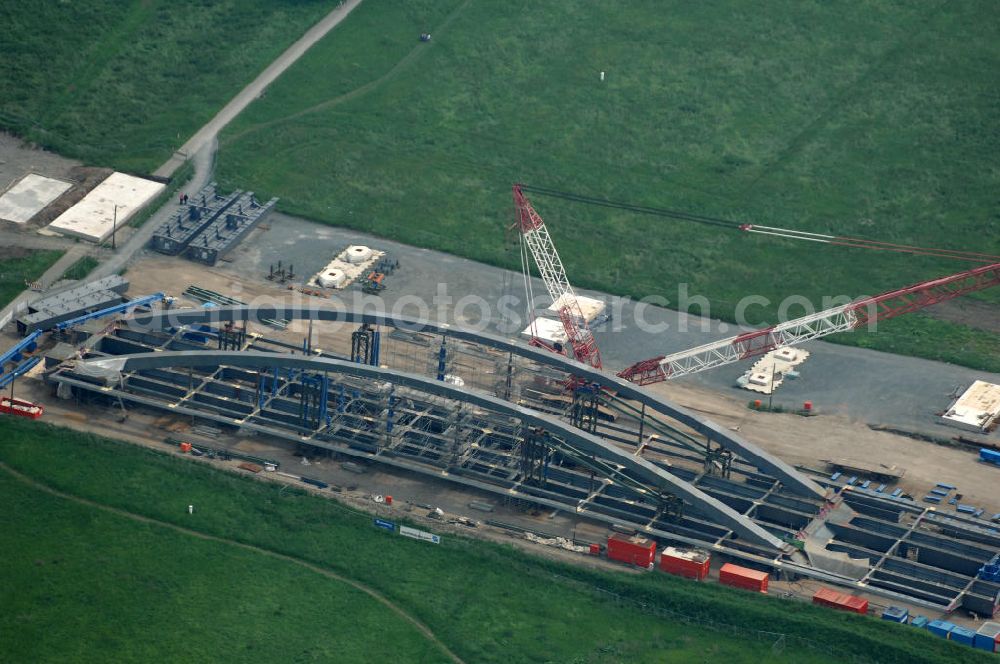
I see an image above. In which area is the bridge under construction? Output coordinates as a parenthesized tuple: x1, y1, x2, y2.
(42, 304, 1000, 618)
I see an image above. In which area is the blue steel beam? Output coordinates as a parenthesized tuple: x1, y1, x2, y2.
(0, 330, 42, 372)
(0, 356, 42, 388)
(319, 374, 330, 426)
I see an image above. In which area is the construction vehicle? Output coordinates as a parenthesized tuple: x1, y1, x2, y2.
(513, 184, 602, 369)
(362, 272, 386, 294)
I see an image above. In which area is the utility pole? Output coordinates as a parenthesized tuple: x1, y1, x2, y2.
(768, 362, 776, 411)
(111, 204, 119, 250)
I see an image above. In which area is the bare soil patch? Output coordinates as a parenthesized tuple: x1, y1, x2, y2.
(925, 298, 1000, 334)
(0, 246, 32, 261)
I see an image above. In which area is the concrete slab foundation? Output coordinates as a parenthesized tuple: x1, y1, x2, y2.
(47, 172, 165, 242)
(0, 173, 72, 224)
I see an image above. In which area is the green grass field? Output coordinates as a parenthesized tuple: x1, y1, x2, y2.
(62, 255, 100, 282)
(0, 476, 442, 663)
(0, 420, 985, 663)
(0, 0, 332, 172)
(214, 0, 1000, 370)
(0, 250, 63, 309)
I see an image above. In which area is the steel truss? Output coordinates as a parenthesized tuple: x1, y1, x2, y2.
(126, 304, 824, 499)
(67, 348, 788, 549)
(514, 184, 602, 368)
(619, 262, 1000, 385)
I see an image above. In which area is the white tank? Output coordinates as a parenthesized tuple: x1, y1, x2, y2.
(344, 245, 372, 264)
(775, 347, 798, 362)
(318, 268, 347, 288)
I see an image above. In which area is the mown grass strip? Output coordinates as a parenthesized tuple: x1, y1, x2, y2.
(0, 1, 336, 172)
(0, 468, 448, 663)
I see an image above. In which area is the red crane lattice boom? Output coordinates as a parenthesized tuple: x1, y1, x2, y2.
(618, 261, 1000, 385)
(513, 184, 602, 369)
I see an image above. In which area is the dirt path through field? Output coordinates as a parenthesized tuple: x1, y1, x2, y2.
(0, 461, 466, 664)
(925, 298, 1000, 334)
(1, 3, 368, 303)
(154, 0, 365, 179)
(222, 0, 472, 147)
(89, 0, 365, 281)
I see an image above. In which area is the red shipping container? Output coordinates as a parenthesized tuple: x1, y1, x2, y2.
(607, 534, 656, 568)
(812, 587, 868, 615)
(659, 546, 710, 580)
(844, 595, 869, 614)
(812, 587, 842, 609)
(719, 563, 769, 593)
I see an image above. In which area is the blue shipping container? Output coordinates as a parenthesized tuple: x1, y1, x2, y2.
(950, 626, 976, 646)
(927, 620, 955, 638)
(881, 606, 908, 623)
(910, 615, 929, 629)
(981, 448, 1000, 465)
(974, 621, 1000, 652)
(973, 635, 997, 653)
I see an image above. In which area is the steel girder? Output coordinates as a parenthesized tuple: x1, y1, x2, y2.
(126, 305, 826, 499)
(83, 349, 785, 550)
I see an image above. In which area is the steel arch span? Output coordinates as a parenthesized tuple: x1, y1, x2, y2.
(82, 350, 786, 550)
(127, 304, 825, 499)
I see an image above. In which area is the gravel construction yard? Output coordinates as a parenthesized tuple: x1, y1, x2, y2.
(122, 211, 1000, 444)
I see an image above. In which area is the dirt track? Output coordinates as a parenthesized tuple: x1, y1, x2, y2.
(92, 0, 365, 283)
(927, 298, 1000, 334)
(154, 0, 365, 179)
